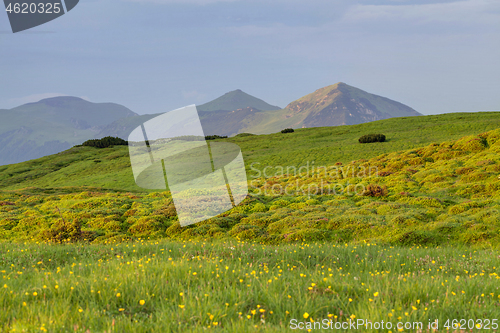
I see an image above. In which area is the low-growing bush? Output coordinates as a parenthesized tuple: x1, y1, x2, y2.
(82, 136, 127, 148)
(359, 134, 386, 143)
(281, 128, 294, 134)
(362, 184, 388, 197)
(38, 219, 97, 243)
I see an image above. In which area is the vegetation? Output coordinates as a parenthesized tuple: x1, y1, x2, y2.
(1, 113, 500, 331)
(0, 241, 499, 332)
(281, 128, 295, 134)
(205, 135, 228, 140)
(2, 112, 499, 192)
(0, 127, 499, 247)
(81, 137, 128, 149)
(359, 134, 386, 143)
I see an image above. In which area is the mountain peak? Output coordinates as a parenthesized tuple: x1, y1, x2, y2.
(197, 89, 281, 112)
(283, 82, 421, 127)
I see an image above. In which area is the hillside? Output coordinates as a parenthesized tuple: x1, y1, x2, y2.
(1, 118, 500, 246)
(0, 97, 137, 165)
(1, 112, 499, 192)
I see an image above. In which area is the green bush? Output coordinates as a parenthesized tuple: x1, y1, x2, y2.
(359, 134, 386, 143)
(281, 128, 294, 134)
(82, 136, 127, 148)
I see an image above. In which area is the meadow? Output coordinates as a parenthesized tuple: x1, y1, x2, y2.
(1, 112, 500, 331)
(1, 241, 499, 332)
(1, 112, 500, 192)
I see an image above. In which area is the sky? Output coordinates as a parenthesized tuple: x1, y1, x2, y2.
(1, 0, 499, 115)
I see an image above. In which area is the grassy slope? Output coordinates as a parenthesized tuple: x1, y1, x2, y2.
(1, 112, 500, 191)
(0, 112, 500, 247)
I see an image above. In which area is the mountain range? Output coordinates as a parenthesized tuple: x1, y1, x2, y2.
(0, 83, 421, 165)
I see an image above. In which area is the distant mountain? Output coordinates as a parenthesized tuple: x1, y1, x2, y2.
(281, 82, 421, 128)
(0, 97, 137, 165)
(197, 89, 281, 112)
(0, 85, 420, 165)
(98, 89, 282, 139)
(198, 83, 421, 136)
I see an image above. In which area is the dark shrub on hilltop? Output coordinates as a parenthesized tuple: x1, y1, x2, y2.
(281, 128, 294, 134)
(82, 136, 128, 148)
(205, 135, 228, 140)
(359, 134, 386, 143)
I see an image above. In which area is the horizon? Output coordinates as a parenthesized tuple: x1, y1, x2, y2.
(4, 85, 500, 116)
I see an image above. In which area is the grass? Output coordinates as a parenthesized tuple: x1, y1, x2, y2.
(1, 112, 500, 331)
(1, 240, 499, 332)
(1, 112, 500, 191)
(1, 127, 500, 247)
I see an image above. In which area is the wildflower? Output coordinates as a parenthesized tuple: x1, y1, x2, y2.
(303, 312, 309, 319)
(139, 300, 145, 305)
(116, 293, 121, 297)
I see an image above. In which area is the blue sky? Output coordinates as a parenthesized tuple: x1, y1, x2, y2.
(1, 0, 499, 115)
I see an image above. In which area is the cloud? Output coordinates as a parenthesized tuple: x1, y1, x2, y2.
(343, 0, 500, 25)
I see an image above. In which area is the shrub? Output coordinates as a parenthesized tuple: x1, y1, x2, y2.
(82, 136, 127, 148)
(205, 135, 228, 140)
(281, 128, 294, 134)
(38, 219, 91, 243)
(362, 184, 388, 197)
(359, 134, 386, 144)
(252, 203, 267, 212)
(452, 135, 487, 152)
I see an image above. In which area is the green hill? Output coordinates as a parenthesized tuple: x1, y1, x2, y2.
(1, 112, 499, 192)
(0, 97, 137, 165)
(1, 112, 500, 246)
